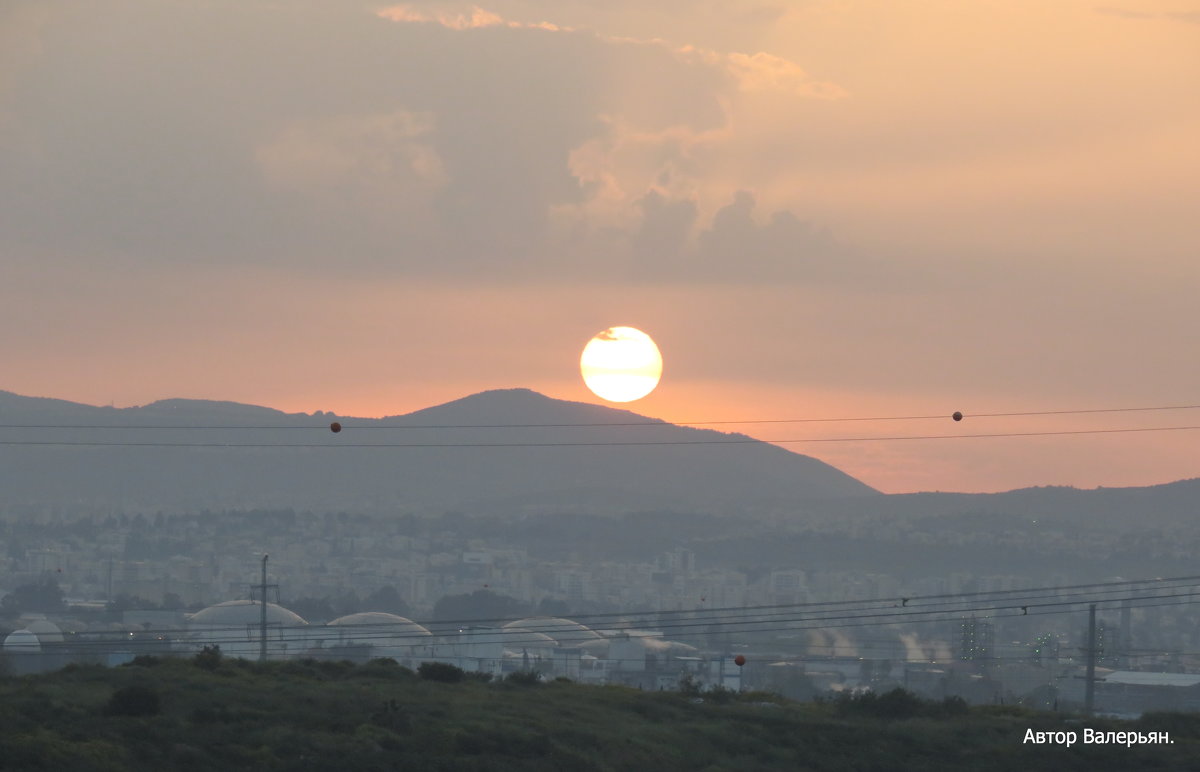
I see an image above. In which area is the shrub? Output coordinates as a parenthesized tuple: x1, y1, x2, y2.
(278, 660, 321, 679)
(836, 687, 926, 719)
(190, 705, 234, 724)
(194, 644, 222, 671)
(365, 656, 400, 670)
(705, 686, 736, 705)
(1138, 711, 1200, 739)
(314, 659, 355, 678)
(417, 661, 465, 683)
(874, 687, 923, 718)
(349, 658, 416, 681)
(369, 698, 411, 733)
(936, 695, 970, 717)
(832, 688, 974, 720)
(505, 670, 541, 685)
(106, 685, 161, 717)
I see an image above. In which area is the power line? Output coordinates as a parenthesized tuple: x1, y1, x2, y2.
(44, 592, 1200, 652)
(61, 572, 1189, 622)
(45, 576, 1200, 641)
(61, 573, 1200, 627)
(3, 424, 1200, 448)
(3, 402, 1198, 431)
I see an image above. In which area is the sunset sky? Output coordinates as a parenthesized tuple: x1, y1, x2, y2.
(2, 0, 1198, 494)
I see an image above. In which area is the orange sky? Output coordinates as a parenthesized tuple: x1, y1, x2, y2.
(1, 1, 1198, 493)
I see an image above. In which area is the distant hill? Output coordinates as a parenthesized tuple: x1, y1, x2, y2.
(0, 388, 877, 515)
(817, 478, 1200, 531)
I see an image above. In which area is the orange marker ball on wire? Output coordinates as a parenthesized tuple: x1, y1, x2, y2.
(734, 655, 746, 667)
(329, 421, 342, 433)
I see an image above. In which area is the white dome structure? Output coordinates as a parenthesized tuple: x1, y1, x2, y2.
(189, 600, 308, 627)
(187, 600, 309, 660)
(501, 617, 601, 647)
(500, 627, 557, 649)
(25, 619, 64, 644)
(323, 612, 434, 661)
(328, 612, 432, 638)
(3, 629, 41, 653)
(3, 630, 43, 674)
(643, 637, 698, 656)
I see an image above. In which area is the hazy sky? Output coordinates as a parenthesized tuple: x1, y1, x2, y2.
(2, 0, 1198, 494)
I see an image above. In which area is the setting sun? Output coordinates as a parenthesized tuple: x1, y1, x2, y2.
(580, 326, 663, 402)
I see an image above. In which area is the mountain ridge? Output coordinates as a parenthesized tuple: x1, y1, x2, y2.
(0, 387, 877, 515)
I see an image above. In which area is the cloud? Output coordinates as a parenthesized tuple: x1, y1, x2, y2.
(560, 117, 729, 232)
(0, 4, 50, 99)
(256, 110, 446, 191)
(695, 190, 837, 280)
(1095, 6, 1200, 23)
(0, 0, 848, 285)
(0, 3, 598, 270)
(370, 4, 847, 277)
(575, 186, 844, 284)
(693, 49, 848, 99)
(379, 3, 846, 101)
(1093, 6, 1157, 19)
(377, 4, 562, 31)
(633, 189, 698, 261)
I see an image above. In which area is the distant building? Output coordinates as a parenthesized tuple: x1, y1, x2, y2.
(1030, 632, 1059, 664)
(957, 618, 994, 662)
(768, 570, 806, 605)
(659, 548, 696, 575)
(1096, 620, 1122, 668)
(1096, 671, 1200, 716)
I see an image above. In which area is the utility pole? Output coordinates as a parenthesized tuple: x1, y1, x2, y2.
(1085, 604, 1097, 717)
(1119, 599, 1132, 669)
(260, 555, 268, 661)
(252, 554, 278, 662)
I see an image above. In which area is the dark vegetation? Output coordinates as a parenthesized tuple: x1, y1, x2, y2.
(0, 575, 65, 615)
(1, 655, 1198, 771)
(432, 588, 531, 622)
(416, 661, 466, 683)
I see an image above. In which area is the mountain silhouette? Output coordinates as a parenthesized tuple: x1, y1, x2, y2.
(0, 388, 877, 515)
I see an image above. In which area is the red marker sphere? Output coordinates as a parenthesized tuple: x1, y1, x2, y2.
(952, 412, 963, 422)
(329, 421, 342, 433)
(734, 655, 746, 667)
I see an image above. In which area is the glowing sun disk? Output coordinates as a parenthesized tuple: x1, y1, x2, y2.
(580, 326, 663, 402)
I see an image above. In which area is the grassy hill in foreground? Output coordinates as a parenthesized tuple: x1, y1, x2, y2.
(1, 656, 1198, 771)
